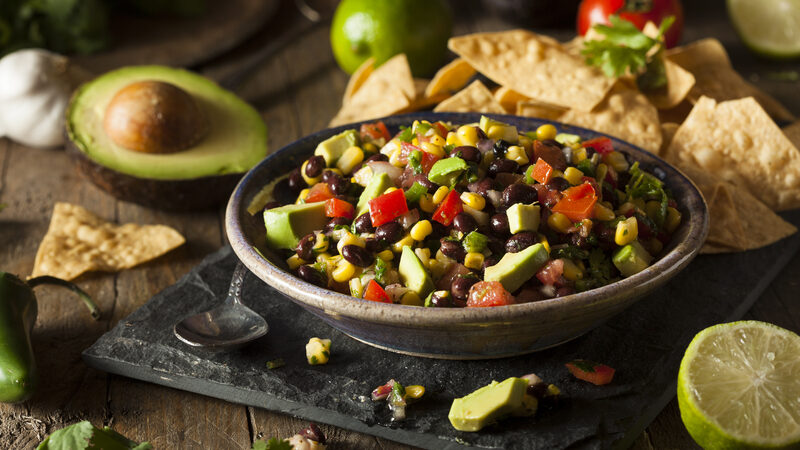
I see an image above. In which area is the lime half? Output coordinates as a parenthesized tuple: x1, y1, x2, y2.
(678, 321, 800, 449)
(727, 0, 800, 59)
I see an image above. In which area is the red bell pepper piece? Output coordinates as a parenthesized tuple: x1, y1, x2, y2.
(431, 189, 463, 226)
(305, 182, 334, 203)
(325, 198, 355, 219)
(552, 182, 597, 222)
(532, 158, 554, 184)
(368, 189, 409, 227)
(360, 121, 391, 142)
(565, 359, 615, 385)
(582, 137, 614, 155)
(363, 279, 392, 303)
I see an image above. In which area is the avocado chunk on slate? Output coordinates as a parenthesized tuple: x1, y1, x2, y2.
(479, 115, 518, 144)
(484, 243, 549, 292)
(356, 172, 393, 217)
(612, 240, 652, 277)
(314, 129, 359, 165)
(398, 246, 434, 298)
(66, 65, 267, 181)
(264, 202, 328, 250)
(448, 377, 530, 432)
(427, 157, 467, 186)
(506, 203, 540, 234)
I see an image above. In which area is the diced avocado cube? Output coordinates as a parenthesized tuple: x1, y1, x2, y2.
(428, 157, 467, 186)
(484, 243, 549, 293)
(263, 202, 328, 250)
(612, 240, 653, 277)
(356, 172, 393, 217)
(448, 377, 529, 432)
(506, 203, 541, 234)
(399, 246, 434, 298)
(314, 129, 359, 165)
(479, 116, 518, 144)
(555, 133, 581, 146)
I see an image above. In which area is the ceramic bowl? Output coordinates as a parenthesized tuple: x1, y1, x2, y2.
(226, 113, 708, 359)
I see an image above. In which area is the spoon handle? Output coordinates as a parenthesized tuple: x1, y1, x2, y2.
(227, 262, 248, 305)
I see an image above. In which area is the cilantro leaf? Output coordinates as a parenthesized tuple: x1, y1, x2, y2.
(408, 150, 423, 174)
(375, 257, 389, 285)
(397, 126, 413, 143)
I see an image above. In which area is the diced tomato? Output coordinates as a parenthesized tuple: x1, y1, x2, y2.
(581, 176, 600, 197)
(369, 189, 409, 227)
(582, 137, 614, 155)
(397, 141, 420, 164)
(565, 359, 615, 386)
(604, 164, 618, 189)
(536, 259, 564, 285)
(420, 150, 441, 174)
(325, 198, 354, 219)
(305, 183, 334, 203)
(467, 281, 515, 307)
(532, 158, 554, 184)
(552, 182, 597, 222)
(363, 280, 392, 303)
(433, 121, 449, 138)
(431, 189, 462, 226)
(360, 121, 391, 142)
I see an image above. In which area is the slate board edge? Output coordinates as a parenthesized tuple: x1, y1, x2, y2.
(611, 233, 800, 450)
(82, 353, 478, 450)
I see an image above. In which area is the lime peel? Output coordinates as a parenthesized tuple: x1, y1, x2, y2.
(727, 0, 800, 60)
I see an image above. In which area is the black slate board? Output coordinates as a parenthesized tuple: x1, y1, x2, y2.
(83, 212, 800, 450)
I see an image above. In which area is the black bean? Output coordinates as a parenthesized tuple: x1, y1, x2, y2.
(296, 233, 315, 261)
(506, 231, 537, 253)
(429, 291, 452, 307)
(452, 212, 477, 233)
(602, 183, 618, 208)
(321, 169, 337, 183)
(304, 155, 325, 178)
(486, 236, 506, 256)
(297, 265, 325, 287)
(584, 146, 596, 158)
(440, 239, 466, 262)
(527, 381, 549, 399)
(483, 255, 499, 269)
(324, 217, 351, 233)
(451, 276, 478, 301)
(493, 139, 511, 158)
(546, 177, 571, 191)
(342, 245, 373, 267)
(354, 213, 375, 233)
(490, 213, 510, 235)
(430, 220, 449, 239)
(375, 221, 403, 243)
(555, 287, 574, 297)
(263, 201, 281, 210)
(299, 424, 326, 444)
(454, 146, 481, 164)
(487, 159, 519, 177)
(570, 232, 590, 249)
(502, 183, 538, 207)
(327, 173, 350, 196)
(273, 179, 296, 205)
(365, 237, 383, 253)
(476, 127, 488, 140)
(287, 168, 305, 191)
(468, 178, 498, 196)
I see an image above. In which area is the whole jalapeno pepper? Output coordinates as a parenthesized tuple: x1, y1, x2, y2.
(0, 272, 99, 403)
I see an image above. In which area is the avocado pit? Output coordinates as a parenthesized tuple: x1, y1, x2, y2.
(103, 80, 208, 154)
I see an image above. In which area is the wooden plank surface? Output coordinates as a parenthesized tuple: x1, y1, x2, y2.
(0, 0, 798, 449)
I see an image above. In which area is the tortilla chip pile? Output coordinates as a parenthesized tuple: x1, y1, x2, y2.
(32, 202, 185, 280)
(330, 29, 799, 254)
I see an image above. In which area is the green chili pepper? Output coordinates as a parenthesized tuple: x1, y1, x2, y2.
(0, 272, 99, 403)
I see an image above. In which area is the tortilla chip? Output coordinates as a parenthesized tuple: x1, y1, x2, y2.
(515, 100, 568, 121)
(32, 203, 185, 280)
(658, 99, 693, 124)
(367, 53, 415, 101)
(667, 39, 795, 122)
(557, 82, 662, 152)
(494, 86, 530, 113)
(784, 120, 800, 148)
(433, 80, 507, 114)
(659, 122, 680, 156)
(396, 79, 450, 114)
(704, 183, 747, 251)
(448, 30, 614, 112)
(645, 58, 695, 110)
(424, 58, 477, 98)
(343, 57, 375, 104)
(665, 96, 800, 211)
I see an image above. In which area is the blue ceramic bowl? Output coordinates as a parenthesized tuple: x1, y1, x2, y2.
(226, 113, 708, 359)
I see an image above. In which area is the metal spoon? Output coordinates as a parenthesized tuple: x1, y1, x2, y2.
(174, 262, 267, 350)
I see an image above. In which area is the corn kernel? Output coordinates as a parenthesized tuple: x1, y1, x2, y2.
(410, 220, 433, 241)
(665, 206, 681, 233)
(336, 146, 364, 175)
(337, 232, 366, 254)
(603, 151, 629, 172)
(428, 259, 451, 278)
(536, 124, 557, 140)
(562, 259, 584, 281)
(392, 235, 414, 253)
(464, 252, 484, 270)
(631, 197, 646, 211)
(315, 252, 332, 264)
(399, 291, 423, 306)
(362, 142, 377, 153)
(460, 192, 486, 211)
(389, 149, 404, 167)
(312, 232, 329, 254)
(538, 234, 551, 253)
(573, 147, 587, 163)
(593, 203, 616, 221)
(301, 160, 322, 185)
(595, 163, 608, 185)
(286, 254, 306, 270)
(547, 384, 560, 396)
(377, 249, 394, 261)
(550, 169, 564, 180)
(405, 385, 425, 399)
(296, 188, 310, 204)
(644, 200, 662, 222)
(332, 260, 357, 283)
(305, 337, 331, 365)
(384, 187, 399, 194)
(457, 125, 479, 146)
(421, 142, 445, 158)
(430, 134, 446, 147)
(563, 167, 583, 185)
(432, 186, 450, 204)
(446, 131, 459, 146)
(615, 217, 638, 245)
(349, 278, 363, 298)
(322, 167, 343, 176)
(415, 247, 431, 267)
(419, 194, 436, 213)
(547, 212, 573, 233)
(505, 145, 529, 165)
(616, 202, 637, 216)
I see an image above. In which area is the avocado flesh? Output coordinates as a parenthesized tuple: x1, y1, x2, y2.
(398, 246, 435, 298)
(427, 157, 467, 186)
(66, 65, 267, 180)
(484, 243, 549, 293)
(314, 129, 359, 166)
(506, 203, 540, 234)
(448, 377, 529, 432)
(263, 202, 328, 250)
(612, 240, 652, 277)
(356, 172, 393, 217)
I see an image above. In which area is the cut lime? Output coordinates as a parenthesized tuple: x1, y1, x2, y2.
(678, 321, 800, 449)
(727, 0, 800, 59)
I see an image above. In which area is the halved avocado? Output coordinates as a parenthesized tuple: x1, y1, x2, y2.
(66, 65, 268, 210)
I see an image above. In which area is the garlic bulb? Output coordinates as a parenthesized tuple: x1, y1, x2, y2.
(0, 49, 90, 148)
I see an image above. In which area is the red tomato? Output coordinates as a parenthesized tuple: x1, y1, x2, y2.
(360, 121, 391, 142)
(431, 189, 463, 226)
(433, 121, 450, 138)
(363, 280, 392, 303)
(325, 198, 355, 219)
(467, 281, 515, 307)
(581, 137, 614, 155)
(536, 259, 564, 286)
(565, 359, 616, 385)
(305, 183, 334, 203)
(368, 189, 409, 227)
(577, 0, 683, 48)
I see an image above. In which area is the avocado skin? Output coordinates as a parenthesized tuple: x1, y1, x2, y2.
(67, 141, 241, 211)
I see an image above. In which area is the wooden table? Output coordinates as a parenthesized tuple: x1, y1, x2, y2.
(1, 1, 798, 448)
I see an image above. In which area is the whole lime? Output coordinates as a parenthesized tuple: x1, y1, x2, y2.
(330, 0, 453, 78)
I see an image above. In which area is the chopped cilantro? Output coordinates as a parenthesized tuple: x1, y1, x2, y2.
(397, 126, 414, 143)
(576, 158, 595, 177)
(409, 149, 423, 174)
(375, 257, 389, 285)
(552, 245, 589, 261)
